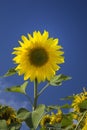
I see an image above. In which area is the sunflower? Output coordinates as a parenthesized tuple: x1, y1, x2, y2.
(12, 30, 64, 82)
(50, 109, 62, 125)
(72, 90, 87, 113)
(40, 114, 51, 128)
(40, 109, 62, 128)
(0, 105, 21, 126)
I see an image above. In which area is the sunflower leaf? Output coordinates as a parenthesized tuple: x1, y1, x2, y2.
(0, 120, 8, 129)
(8, 122, 22, 130)
(25, 104, 46, 129)
(49, 74, 71, 87)
(0, 67, 17, 77)
(60, 104, 72, 109)
(61, 95, 74, 100)
(5, 81, 28, 94)
(45, 105, 60, 112)
(61, 113, 73, 127)
(79, 100, 87, 110)
(17, 108, 30, 121)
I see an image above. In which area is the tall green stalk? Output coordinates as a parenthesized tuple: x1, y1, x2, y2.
(33, 78, 38, 110)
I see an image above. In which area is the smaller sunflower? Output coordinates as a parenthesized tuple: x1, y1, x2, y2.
(12, 30, 64, 83)
(50, 109, 62, 124)
(55, 109, 62, 123)
(40, 114, 51, 128)
(72, 89, 87, 113)
(0, 105, 21, 126)
(40, 109, 62, 128)
(50, 113, 57, 124)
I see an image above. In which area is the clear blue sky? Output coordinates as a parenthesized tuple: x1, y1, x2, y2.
(0, 0, 87, 129)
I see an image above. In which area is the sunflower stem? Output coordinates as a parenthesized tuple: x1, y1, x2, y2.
(33, 78, 38, 110)
(75, 110, 87, 130)
(38, 82, 50, 97)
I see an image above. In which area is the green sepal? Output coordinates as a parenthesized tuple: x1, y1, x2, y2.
(5, 81, 28, 94)
(1, 68, 17, 77)
(49, 74, 71, 86)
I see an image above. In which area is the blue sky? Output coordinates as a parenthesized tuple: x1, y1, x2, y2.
(0, 0, 87, 129)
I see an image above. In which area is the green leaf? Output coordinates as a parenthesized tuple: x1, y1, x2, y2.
(1, 68, 17, 77)
(60, 104, 72, 109)
(8, 123, 21, 130)
(25, 104, 46, 129)
(17, 108, 30, 121)
(45, 105, 60, 112)
(79, 100, 87, 110)
(49, 74, 71, 87)
(61, 95, 74, 100)
(0, 120, 8, 130)
(5, 81, 28, 94)
(49, 123, 61, 130)
(61, 114, 73, 128)
(64, 125, 74, 130)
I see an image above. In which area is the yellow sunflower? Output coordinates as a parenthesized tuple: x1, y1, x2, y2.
(12, 30, 64, 82)
(40, 109, 62, 128)
(72, 90, 87, 113)
(50, 109, 62, 124)
(0, 105, 21, 125)
(40, 114, 51, 128)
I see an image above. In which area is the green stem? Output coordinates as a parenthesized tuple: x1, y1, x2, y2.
(33, 78, 38, 110)
(75, 111, 87, 130)
(38, 82, 50, 97)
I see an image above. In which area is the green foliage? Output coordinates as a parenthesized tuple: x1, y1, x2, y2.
(61, 113, 73, 128)
(61, 95, 74, 100)
(49, 74, 71, 86)
(5, 81, 28, 94)
(61, 104, 72, 109)
(17, 108, 30, 121)
(0, 120, 7, 130)
(1, 68, 17, 77)
(46, 104, 71, 111)
(8, 123, 21, 130)
(79, 100, 87, 110)
(25, 104, 46, 129)
(17, 105, 46, 129)
(45, 105, 60, 112)
(46, 123, 62, 130)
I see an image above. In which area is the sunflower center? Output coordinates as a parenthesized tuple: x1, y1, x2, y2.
(29, 47, 49, 67)
(44, 118, 51, 126)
